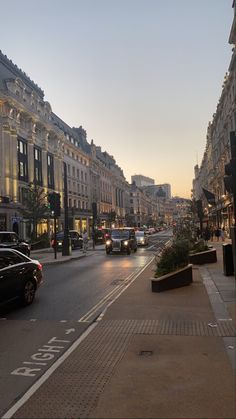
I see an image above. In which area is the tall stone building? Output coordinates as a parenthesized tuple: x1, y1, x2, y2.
(192, 1, 236, 232)
(0, 51, 130, 237)
(0, 51, 64, 237)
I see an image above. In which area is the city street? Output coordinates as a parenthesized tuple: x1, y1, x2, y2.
(0, 231, 171, 417)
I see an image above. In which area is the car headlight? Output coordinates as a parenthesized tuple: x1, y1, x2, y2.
(106, 240, 111, 245)
(123, 240, 128, 246)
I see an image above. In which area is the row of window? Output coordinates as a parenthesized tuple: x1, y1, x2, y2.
(67, 164, 88, 182)
(68, 199, 88, 210)
(18, 137, 54, 188)
(65, 148, 88, 165)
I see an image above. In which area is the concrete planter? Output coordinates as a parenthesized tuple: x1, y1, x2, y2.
(189, 248, 217, 265)
(152, 264, 193, 293)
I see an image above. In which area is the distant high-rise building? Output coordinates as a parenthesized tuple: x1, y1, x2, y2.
(142, 183, 171, 199)
(131, 174, 155, 187)
(156, 184, 171, 199)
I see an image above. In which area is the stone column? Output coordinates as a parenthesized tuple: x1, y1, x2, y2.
(9, 128, 18, 201)
(42, 131, 49, 190)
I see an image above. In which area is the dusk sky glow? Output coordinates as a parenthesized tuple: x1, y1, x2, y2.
(0, 0, 233, 197)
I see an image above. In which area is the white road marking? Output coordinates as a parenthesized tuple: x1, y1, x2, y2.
(2, 323, 97, 419)
(65, 328, 75, 334)
(3, 256, 155, 419)
(78, 266, 144, 322)
(95, 257, 155, 322)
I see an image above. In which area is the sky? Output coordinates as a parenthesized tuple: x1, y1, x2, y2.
(0, 0, 233, 198)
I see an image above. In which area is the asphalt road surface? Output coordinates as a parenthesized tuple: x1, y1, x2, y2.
(0, 230, 172, 417)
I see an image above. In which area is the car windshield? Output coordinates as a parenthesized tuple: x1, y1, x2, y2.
(56, 232, 64, 239)
(135, 232, 144, 237)
(111, 230, 130, 239)
(0, 233, 16, 242)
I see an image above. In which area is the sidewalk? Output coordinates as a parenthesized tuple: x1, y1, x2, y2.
(5, 242, 236, 419)
(30, 241, 105, 265)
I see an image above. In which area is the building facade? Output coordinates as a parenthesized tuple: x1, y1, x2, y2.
(192, 2, 236, 233)
(131, 174, 155, 187)
(0, 51, 64, 238)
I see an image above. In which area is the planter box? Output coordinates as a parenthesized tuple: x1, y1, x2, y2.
(189, 248, 217, 265)
(152, 264, 193, 293)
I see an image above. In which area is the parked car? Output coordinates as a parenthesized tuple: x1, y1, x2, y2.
(94, 228, 111, 244)
(135, 230, 149, 246)
(51, 230, 83, 250)
(0, 231, 31, 256)
(0, 248, 43, 306)
(105, 228, 137, 255)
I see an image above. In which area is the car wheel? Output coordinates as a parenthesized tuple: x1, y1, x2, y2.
(21, 279, 36, 306)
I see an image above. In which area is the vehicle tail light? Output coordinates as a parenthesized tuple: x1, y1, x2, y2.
(37, 263, 43, 271)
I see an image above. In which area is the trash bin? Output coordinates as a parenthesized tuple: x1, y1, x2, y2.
(222, 243, 234, 276)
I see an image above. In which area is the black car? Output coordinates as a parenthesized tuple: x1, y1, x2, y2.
(0, 248, 43, 306)
(105, 228, 138, 255)
(94, 228, 111, 244)
(0, 231, 31, 256)
(51, 230, 83, 250)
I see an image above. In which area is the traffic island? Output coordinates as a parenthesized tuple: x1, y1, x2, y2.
(189, 248, 217, 265)
(151, 264, 193, 292)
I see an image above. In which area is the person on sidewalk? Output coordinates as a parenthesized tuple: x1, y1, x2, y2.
(220, 227, 226, 241)
(203, 227, 211, 244)
(209, 225, 214, 241)
(215, 227, 221, 241)
(82, 229, 88, 254)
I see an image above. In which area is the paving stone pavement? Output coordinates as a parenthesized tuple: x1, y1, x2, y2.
(3, 241, 236, 419)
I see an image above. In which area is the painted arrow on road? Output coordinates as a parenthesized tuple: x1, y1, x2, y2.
(65, 328, 76, 334)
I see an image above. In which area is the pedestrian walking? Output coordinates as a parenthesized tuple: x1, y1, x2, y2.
(203, 227, 211, 244)
(82, 229, 88, 254)
(209, 225, 214, 241)
(220, 227, 226, 241)
(215, 228, 221, 242)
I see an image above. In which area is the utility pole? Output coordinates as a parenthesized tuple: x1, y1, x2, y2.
(62, 162, 72, 256)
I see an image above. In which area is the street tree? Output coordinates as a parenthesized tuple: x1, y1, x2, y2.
(20, 182, 50, 241)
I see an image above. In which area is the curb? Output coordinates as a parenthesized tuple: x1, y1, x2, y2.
(42, 252, 93, 266)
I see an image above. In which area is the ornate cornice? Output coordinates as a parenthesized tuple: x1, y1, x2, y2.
(0, 50, 44, 98)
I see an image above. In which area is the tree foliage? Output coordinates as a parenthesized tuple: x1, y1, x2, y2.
(155, 238, 190, 277)
(20, 183, 50, 240)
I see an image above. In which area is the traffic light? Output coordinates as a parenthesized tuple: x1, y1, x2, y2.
(54, 193, 61, 217)
(48, 193, 61, 217)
